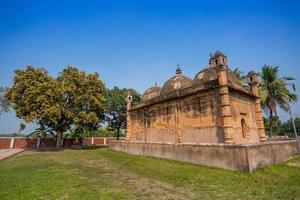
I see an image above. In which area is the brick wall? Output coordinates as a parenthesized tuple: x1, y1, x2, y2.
(14, 138, 37, 148)
(40, 138, 56, 148)
(109, 140, 300, 172)
(0, 137, 125, 149)
(0, 138, 11, 149)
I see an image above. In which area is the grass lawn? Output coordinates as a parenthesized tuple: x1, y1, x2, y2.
(0, 148, 300, 200)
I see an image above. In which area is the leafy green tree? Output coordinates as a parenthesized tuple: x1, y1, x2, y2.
(281, 117, 300, 138)
(6, 66, 64, 147)
(259, 65, 297, 137)
(6, 66, 106, 148)
(0, 86, 10, 116)
(105, 87, 141, 140)
(96, 127, 117, 137)
(263, 116, 283, 136)
(57, 67, 106, 133)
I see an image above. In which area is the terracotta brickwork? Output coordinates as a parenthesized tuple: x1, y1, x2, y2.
(126, 51, 266, 144)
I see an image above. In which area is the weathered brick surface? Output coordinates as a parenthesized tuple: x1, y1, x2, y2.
(126, 51, 266, 145)
(109, 140, 300, 172)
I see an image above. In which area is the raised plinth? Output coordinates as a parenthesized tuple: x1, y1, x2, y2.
(109, 140, 300, 172)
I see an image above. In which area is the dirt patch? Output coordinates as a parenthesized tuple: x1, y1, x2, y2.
(79, 156, 196, 199)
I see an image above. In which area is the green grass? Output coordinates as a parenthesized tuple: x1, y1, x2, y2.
(0, 148, 300, 200)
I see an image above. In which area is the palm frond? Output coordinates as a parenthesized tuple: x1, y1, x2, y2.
(259, 65, 297, 135)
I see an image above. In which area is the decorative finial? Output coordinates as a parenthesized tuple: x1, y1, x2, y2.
(176, 64, 182, 75)
(209, 52, 212, 58)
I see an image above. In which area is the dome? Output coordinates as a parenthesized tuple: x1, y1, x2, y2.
(161, 74, 192, 95)
(193, 67, 218, 86)
(248, 71, 256, 75)
(193, 66, 246, 90)
(213, 50, 225, 57)
(141, 85, 161, 102)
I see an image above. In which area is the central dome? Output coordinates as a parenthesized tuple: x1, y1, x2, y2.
(193, 67, 218, 86)
(193, 66, 247, 91)
(161, 66, 192, 95)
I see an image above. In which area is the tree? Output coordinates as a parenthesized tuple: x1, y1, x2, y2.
(105, 87, 141, 140)
(6, 66, 63, 147)
(281, 117, 300, 138)
(57, 67, 106, 134)
(233, 68, 247, 86)
(263, 116, 283, 136)
(259, 65, 297, 137)
(6, 66, 106, 148)
(18, 123, 26, 134)
(0, 86, 10, 116)
(64, 126, 84, 139)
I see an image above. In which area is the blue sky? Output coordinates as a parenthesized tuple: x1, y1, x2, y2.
(0, 0, 299, 134)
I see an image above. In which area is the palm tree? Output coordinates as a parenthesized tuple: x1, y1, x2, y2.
(259, 65, 297, 137)
(18, 123, 26, 134)
(233, 68, 248, 88)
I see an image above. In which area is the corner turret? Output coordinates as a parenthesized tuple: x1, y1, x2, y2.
(209, 50, 228, 68)
(247, 71, 259, 97)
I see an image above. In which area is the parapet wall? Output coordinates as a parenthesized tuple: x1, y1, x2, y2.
(109, 140, 300, 172)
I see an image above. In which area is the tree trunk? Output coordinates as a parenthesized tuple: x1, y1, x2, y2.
(41, 132, 46, 148)
(116, 128, 120, 140)
(56, 131, 63, 149)
(269, 109, 273, 138)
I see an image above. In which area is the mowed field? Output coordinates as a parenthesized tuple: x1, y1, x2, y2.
(0, 148, 300, 200)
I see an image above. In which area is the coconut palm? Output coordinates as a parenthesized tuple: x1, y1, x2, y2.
(259, 65, 297, 137)
(233, 68, 248, 88)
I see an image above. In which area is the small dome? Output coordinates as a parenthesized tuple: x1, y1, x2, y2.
(213, 50, 225, 57)
(141, 85, 161, 102)
(248, 71, 256, 75)
(161, 74, 192, 95)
